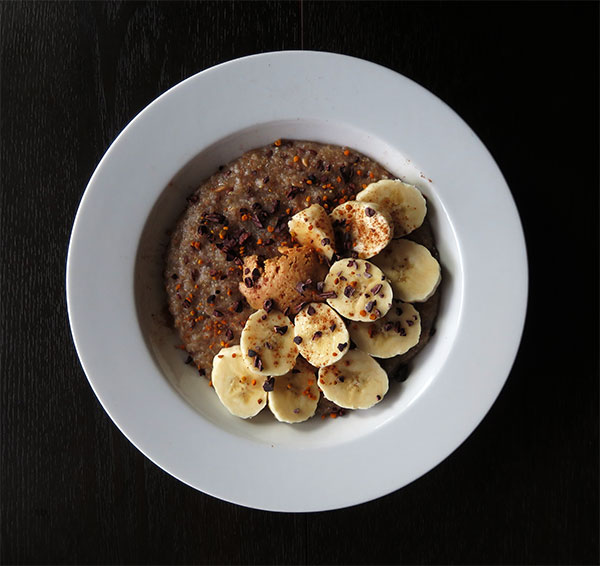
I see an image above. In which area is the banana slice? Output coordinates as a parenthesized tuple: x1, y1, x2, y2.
(240, 309, 298, 376)
(288, 204, 336, 260)
(371, 239, 441, 303)
(356, 179, 426, 237)
(293, 303, 350, 367)
(330, 200, 393, 259)
(211, 346, 267, 418)
(267, 358, 320, 423)
(317, 350, 388, 410)
(348, 301, 421, 358)
(323, 258, 393, 322)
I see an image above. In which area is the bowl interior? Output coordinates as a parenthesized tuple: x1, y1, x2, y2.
(135, 119, 463, 448)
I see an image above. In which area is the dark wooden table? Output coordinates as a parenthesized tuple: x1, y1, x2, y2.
(1, 2, 598, 564)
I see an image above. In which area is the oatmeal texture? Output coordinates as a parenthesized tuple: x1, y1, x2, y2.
(165, 140, 440, 410)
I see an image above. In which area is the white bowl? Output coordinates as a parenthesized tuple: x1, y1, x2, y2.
(67, 51, 527, 511)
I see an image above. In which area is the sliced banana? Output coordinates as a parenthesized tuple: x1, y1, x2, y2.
(323, 259, 393, 322)
(268, 358, 320, 423)
(240, 309, 298, 376)
(288, 204, 336, 260)
(371, 239, 441, 303)
(348, 301, 421, 358)
(293, 303, 350, 367)
(330, 200, 393, 259)
(211, 346, 267, 419)
(356, 179, 426, 237)
(317, 350, 388, 410)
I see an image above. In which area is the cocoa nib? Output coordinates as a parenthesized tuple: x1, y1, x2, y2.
(251, 213, 264, 229)
(339, 164, 353, 183)
(203, 212, 226, 224)
(318, 291, 337, 299)
(274, 214, 289, 233)
(293, 302, 306, 314)
(286, 185, 304, 199)
(238, 230, 251, 245)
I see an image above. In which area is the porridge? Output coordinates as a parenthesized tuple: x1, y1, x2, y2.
(164, 140, 441, 422)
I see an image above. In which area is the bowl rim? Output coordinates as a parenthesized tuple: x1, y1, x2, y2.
(67, 50, 528, 511)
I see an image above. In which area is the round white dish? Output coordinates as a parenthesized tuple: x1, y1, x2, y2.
(66, 51, 527, 512)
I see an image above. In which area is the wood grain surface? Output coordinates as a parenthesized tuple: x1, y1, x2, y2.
(1, 2, 597, 564)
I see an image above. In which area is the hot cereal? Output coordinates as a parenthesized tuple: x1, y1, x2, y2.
(165, 140, 441, 421)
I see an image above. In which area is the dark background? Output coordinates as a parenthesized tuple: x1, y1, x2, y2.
(1, 1, 598, 564)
